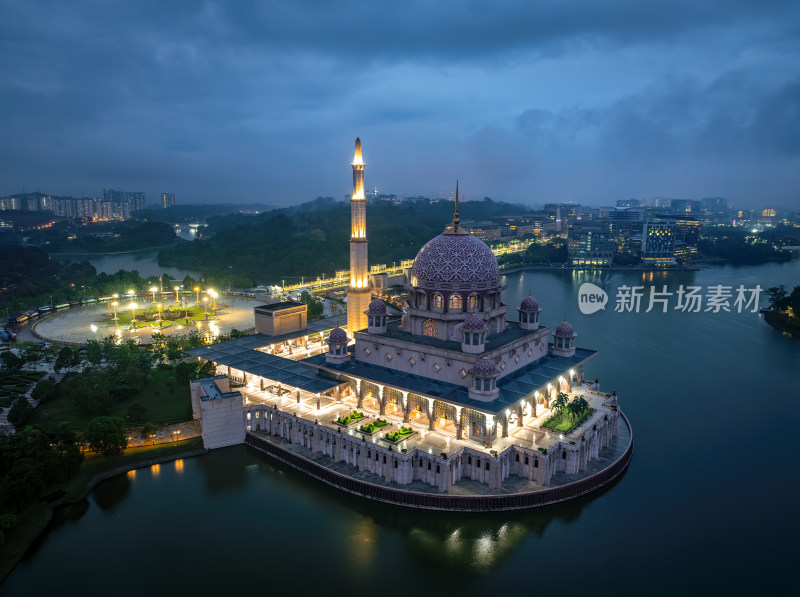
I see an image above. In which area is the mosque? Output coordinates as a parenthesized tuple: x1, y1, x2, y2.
(187, 139, 629, 503)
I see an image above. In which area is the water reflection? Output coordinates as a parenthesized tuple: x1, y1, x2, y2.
(347, 518, 378, 571)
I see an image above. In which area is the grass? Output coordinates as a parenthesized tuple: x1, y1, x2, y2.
(336, 411, 365, 426)
(384, 426, 415, 442)
(358, 418, 389, 434)
(542, 408, 593, 433)
(32, 368, 192, 429)
(0, 437, 203, 583)
(108, 305, 224, 329)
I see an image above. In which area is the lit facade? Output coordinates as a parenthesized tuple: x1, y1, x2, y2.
(347, 138, 371, 334)
(187, 143, 627, 498)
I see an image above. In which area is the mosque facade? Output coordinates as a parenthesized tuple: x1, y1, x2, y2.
(187, 139, 628, 502)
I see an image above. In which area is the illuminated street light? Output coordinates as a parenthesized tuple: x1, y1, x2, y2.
(203, 296, 209, 320)
(111, 301, 119, 322)
(129, 302, 138, 325)
(174, 286, 180, 302)
(194, 286, 200, 307)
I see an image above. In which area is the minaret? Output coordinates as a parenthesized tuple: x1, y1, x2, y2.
(347, 138, 370, 334)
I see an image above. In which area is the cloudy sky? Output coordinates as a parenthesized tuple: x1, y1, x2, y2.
(1, 1, 798, 208)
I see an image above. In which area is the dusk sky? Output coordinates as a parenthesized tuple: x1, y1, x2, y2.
(1, 1, 798, 208)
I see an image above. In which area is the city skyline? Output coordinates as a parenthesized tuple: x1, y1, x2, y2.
(1, 1, 798, 208)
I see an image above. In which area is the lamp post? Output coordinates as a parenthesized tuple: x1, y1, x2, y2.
(209, 289, 217, 316)
(194, 286, 200, 307)
(203, 296, 209, 320)
(111, 301, 119, 323)
(174, 286, 180, 303)
(129, 302, 138, 327)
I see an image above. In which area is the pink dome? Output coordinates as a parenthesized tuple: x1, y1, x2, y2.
(462, 314, 485, 332)
(328, 327, 348, 344)
(554, 321, 575, 336)
(520, 296, 539, 311)
(412, 232, 499, 292)
(367, 299, 386, 314)
(473, 358, 497, 377)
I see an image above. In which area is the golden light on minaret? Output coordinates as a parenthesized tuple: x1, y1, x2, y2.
(347, 138, 371, 334)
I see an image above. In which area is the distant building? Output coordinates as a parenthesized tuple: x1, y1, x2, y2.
(103, 189, 146, 212)
(616, 199, 641, 208)
(641, 220, 676, 265)
(568, 222, 615, 266)
(161, 192, 175, 209)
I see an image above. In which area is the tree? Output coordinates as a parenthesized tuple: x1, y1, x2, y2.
(140, 422, 157, 439)
(84, 339, 104, 369)
(8, 397, 34, 429)
(31, 378, 57, 403)
(6, 457, 46, 510)
(83, 416, 128, 456)
(0, 351, 24, 374)
(127, 403, 147, 423)
(54, 346, 81, 373)
(766, 286, 787, 311)
(299, 291, 324, 320)
(553, 392, 569, 416)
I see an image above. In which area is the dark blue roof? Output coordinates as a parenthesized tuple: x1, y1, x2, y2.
(186, 335, 342, 393)
(301, 346, 596, 415)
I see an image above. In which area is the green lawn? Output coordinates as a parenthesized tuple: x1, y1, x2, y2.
(33, 368, 192, 429)
(107, 305, 224, 329)
(542, 408, 593, 433)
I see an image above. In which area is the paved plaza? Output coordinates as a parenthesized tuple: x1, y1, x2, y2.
(32, 296, 259, 345)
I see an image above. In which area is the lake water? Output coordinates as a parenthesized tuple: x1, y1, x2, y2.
(83, 251, 201, 279)
(4, 261, 799, 595)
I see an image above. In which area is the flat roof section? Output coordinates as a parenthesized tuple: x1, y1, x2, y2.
(187, 337, 343, 394)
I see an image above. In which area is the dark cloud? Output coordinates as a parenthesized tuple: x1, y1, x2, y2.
(0, 0, 798, 207)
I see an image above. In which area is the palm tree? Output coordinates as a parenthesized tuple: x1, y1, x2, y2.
(574, 397, 590, 416)
(553, 392, 569, 417)
(566, 400, 580, 421)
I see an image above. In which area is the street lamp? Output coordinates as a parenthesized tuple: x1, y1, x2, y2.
(203, 296, 209, 320)
(129, 302, 138, 326)
(209, 289, 218, 315)
(174, 286, 180, 303)
(194, 286, 200, 307)
(111, 301, 119, 322)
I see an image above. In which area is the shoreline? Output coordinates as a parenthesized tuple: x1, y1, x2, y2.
(0, 442, 207, 585)
(763, 311, 800, 338)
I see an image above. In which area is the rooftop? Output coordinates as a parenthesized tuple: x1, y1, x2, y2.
(302, 345, 595, 415)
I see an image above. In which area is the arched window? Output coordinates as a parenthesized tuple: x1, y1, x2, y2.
(449, 294, 463, 311)
(468, 294, 480, 310)
(432, 293, 443, 309)
(488, 318, 497, 335)
(418, 293, 427, 309)
(423, 319, 438, 338)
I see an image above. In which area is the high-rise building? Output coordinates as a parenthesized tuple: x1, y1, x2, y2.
(347, 138, 371, 335)
(641, 220, 676, 265)
(567, 222, 615, 266)
(161, 192, 175, 209)
(616, 199, 641, 208)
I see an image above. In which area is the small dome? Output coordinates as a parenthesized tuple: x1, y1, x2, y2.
(462, 314, 485, 332)
(520, 295, 539, 311)
(328, 327, 348, 344)
(367, 299, 386, 314)
(555, 321, 575, 336)
(473, 358, 497, 377)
